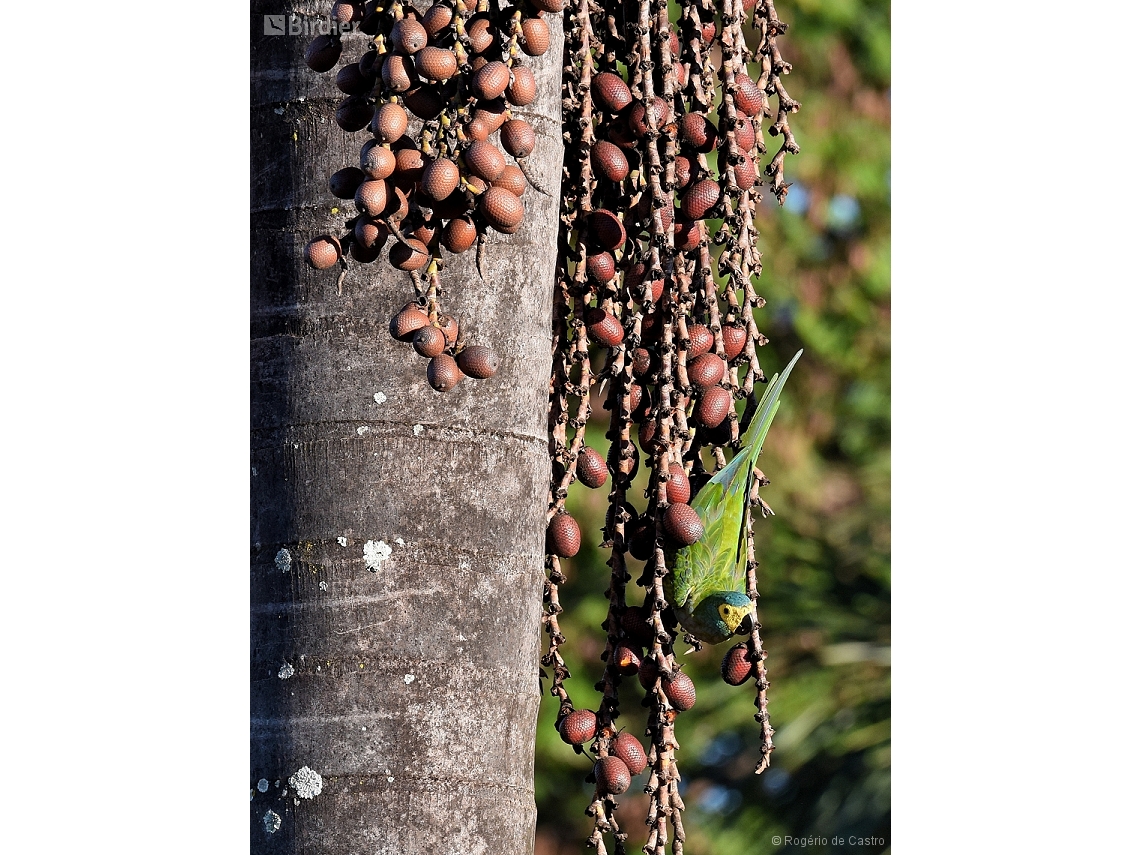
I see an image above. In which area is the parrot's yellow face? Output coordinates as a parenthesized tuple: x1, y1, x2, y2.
(717, 602, 752, 633)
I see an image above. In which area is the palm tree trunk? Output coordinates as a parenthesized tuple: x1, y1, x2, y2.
(251, 5, 563, 851)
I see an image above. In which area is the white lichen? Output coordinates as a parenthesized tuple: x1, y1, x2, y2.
(263, 810, 281, 834)
(412, 424, 424, 436)
(395, 537, 405, 546)
(318, 581, 328, 592)
(336, 536, 347, 547)
(278, 663, 294, 680)
(257, 778, 269, 793)
(275, 549, 292, 572)
(356, 425, 369, 435)
(289, 766, 323, 800)
(363, 540, 392, 571)
(373, 391, 387, 405)
(403, 674, 415, 685)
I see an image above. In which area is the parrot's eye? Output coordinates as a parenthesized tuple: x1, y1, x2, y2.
(719, 605, 730, 618)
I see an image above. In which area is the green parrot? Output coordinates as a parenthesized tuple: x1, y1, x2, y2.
(664, 350, 802, 644)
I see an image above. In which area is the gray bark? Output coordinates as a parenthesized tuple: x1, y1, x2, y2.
(250, 4, 563, 852)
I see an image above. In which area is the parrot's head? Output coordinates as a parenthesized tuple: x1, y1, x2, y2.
(690, 591, 755, 644)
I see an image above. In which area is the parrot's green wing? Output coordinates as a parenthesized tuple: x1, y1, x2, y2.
(668, 350, 802, 611)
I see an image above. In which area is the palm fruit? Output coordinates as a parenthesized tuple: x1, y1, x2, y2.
(559, 709, 597, 745)
(687, 353, 727, 388)
(389, 302, 429, 341)
(594, 756, 631, 795)
(472, 61, 510, 100)
(686, 324, 714, 358)
(422, 157, 460, 201)
(591, 71, 632, 113)
(360, 141, 396, 180)
(390, 17, 428, 54)
(663, 502, 703, 546)
(733, 72, 766, 118)
(464, 140, 506, 182)
(590, 140, 629, 182)
(414, 46, 457, 81)
(722, 324, 747, 360)
(335, 97, 373, 131)
(456, 345, 499, 379)
(305, 35, 341, 72)
(546, 512, 581, 558)
(329, 167, 365, 199)
(480, 187, 525, 232)
(681, 178, 720, 220)
(412, 325, 446, 358)
(575, 446, 608, 488)
(663, 670, 697, 711)
(304, 235, 341, 270)
(613, 643, 641, 676)
(665, 463, 690, 504)
(427, 353, 462, 392)
(520, 18, 550, 56)
(389, 237, 429, 271)
(584, 308, 624, 346)
(506, 67, 537, 106)
(492, 164, 527, 197)
(612, 732, 648, 775)
(695, 386, 733, 428)
(721, 643, 753, 686)
(441, 217, 477, 253)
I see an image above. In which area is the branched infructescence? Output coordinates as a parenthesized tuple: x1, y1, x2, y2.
(542, 0, 797, 850)
(301, 0, 560, 391)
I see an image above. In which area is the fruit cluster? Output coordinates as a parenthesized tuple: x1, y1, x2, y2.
(540, 0, 798, 851)
(301, 0, 560, 390)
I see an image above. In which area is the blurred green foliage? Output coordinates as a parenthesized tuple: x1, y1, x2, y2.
(535, 1, 890, 853)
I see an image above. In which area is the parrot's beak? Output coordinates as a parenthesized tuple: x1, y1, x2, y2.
(737, 611, 755, 634)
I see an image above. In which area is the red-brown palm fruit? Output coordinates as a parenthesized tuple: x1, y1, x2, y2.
(675, 219, 702, 252)
(607, 119, 638, 150)
(437, 315, 459, 346)
(700, 19, 717, 43)
(410, 218, 436, 246)
(359, 48, 381, 75)
(389, 302, 429, 341)
(469, 55, 489, 72)
(559, 709, 597, 745)
(604, 500, 638, 538)
(472, 61, 510, 100)
(546, 512, 581, 557)
(520, 17, 551, 55)
(304, 235, 341, 270)
(734, 154, 758, 191)
(594, 756, 631, 795)
(394, 147, 426, 183)
(630, 347, 653, 378)
(590, 140, 629, 182)
(465, 117, 492, 142)
(575, 446, 608, 488)
(412, 325, 446, 358)
(354, 217, 389, 250)
(695, 386, 733, 428)
(372, 102, 408, 143)
(474, 99, 507, 132)
(640, 311, 663, 345)
(663, 670, 697, 711)
(733, 117, 757, 151)
(464, 140, 506, 181)
(592, 71, 632, 113)
(354, 179, 390, 217)
(389, 237, 429, 271)
(421, 3, 451, 37)
(382, 54, 419, 92)
(613, 643, 641, 676)
(629, 97, 671, 137)
(679, 113, 717, 152)
(686, 324, 714, 358)
(427, 353, 462, 392)
(585, 251, 615, 282)
(414, 46, 457, 82)
(637, 654, 658, 689)
(480, 187, 524, 232)
(688, 353, 727, 388)
(422, 157, 460, 201)
(506, 67, 537, 106)
(584, 308, 624, 346)
(360, 141, 396, 180)
(500, 119, 536, 158)
(665, 463, 690, 504)
(466, 17, 495, 53)
(722, 324, 747, 360)
(663, 502, 703, 546)
(587, 210, 626, 251)
(391, 17, 428, 54)
(734, 72, 766, 118)
(335, 64, 372, 96)
(305, 35, 342, 72)
(675, 154, 696, 190)
(612, 732, 648, 775)
(441, 217, 477, 253)
(668, 30, 680, 55)
(681, 178, 720, 220)
(404, 86, 446, 120)
(329, 167, 365, 199)
(456, 345, 499, 379)
(388, 185, 410, 221)
(331, 1, 360, 24)
(492, 164, 527, 197)
(721, 643, 753, 686)
(335, 97, 373, 132)
(629, 383, 649, 422)
(675, 60, 689, 90)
